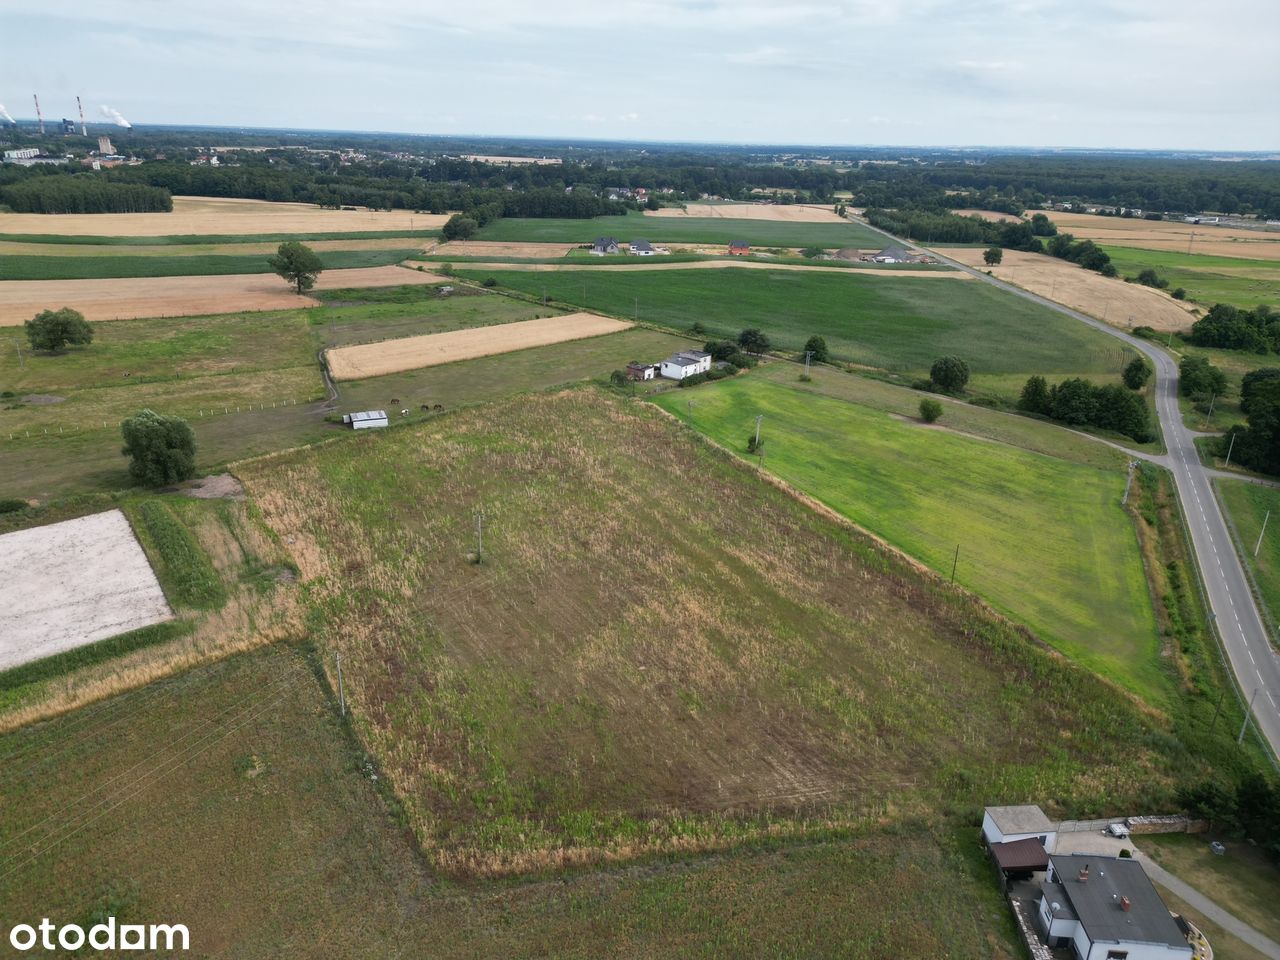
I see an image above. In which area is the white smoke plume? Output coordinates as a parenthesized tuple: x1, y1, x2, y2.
(99, 104, 132, 128)
(0, 103, 15, 125)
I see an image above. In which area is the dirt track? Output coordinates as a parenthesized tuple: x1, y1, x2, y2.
(0, 196, 447, 238)
(0, 265, 442, 325)
(944, 247, 1198, 332)
(645, 203, 845, 223)
(325, 313, 632, 380)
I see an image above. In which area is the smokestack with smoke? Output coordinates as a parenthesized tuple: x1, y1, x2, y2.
(99, 105, 132, 129)
(0, 103, 15, 125)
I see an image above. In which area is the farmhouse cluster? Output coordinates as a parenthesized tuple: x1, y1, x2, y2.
(626, 350, 713, 382)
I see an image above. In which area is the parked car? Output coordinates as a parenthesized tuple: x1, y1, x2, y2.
(1210, 841, 1226, 855)
(1106, 822, 1131, 838)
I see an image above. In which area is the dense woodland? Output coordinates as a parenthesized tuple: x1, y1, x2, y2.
(0, 176, 171, 214)
(2, 125, 1277, 218)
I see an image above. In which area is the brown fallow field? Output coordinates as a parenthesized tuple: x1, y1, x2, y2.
(0, 265, 443, 325)
(0, 196, 447, 238)
(1043, 210, 1280, 262)
(944, 248, 1198, 332)
(644, 203, 847, 222)
(324, 313, 632, 380)
(952, 208, 1022, 223)
(429, 240, 579, 259)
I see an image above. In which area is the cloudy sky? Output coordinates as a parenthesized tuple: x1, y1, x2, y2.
(1, 0, 1277, 150)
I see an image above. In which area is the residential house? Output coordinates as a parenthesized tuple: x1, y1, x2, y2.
(1037, 855, 1191, 960)
(728, 240, 751, 256)
(660, 351, 712, 380)
(629, 239, 656, 256)
(591, 237, 621, 256)
(982, 805, 1058, 852)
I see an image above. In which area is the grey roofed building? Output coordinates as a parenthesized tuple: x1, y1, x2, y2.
(873, 245, 918, 262)
(630, 239, 655, 252)
(1041, 854, 1189, 955)
(591, 236, 620, 254)
(987, 805, 1056, 836)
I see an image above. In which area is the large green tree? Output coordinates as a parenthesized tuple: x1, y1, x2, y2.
(25, 307, 93, 353)
(121, 410, 197, 486)
(738, 328, 771, 355)
(929, 355, 970, 394)
(441, 214, 479, 241)
(268, 241, 324, 294)
(1122, 356, 1151, 390)
(803, 335, 829, 363)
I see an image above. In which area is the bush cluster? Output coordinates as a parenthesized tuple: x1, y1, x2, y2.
(1018, 374, 1153, 441)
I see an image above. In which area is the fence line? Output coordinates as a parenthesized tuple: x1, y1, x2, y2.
(2, 396, 318, 443)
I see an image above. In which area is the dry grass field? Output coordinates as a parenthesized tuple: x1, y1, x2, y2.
(1043, 211, 1280, 261)
(953, 208, 1021, 222)
(0, 510, 171, 671)
(324, 312, 632, 379)
(945, 247, 1198, 331)
(430, 240, 578, 259)
(646, 203, 846, 222)
(0, 237, 433, 258)
(0, 264, 441, 325)
(237, 389, 1202, 877)
(0, 196, 446, 238)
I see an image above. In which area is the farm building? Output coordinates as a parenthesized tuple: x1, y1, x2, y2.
(626, 361, 658, 381)
(728, 240, 751, 256)
(870, 245, 925, 264)
(629, 239, 656, 256)
(1036, 855, 1191, 960)
(660, 351, 712, 380)
(982, 805, 1058, 852)
(343, 410, 389, 430)
(590, 237, 621, 256)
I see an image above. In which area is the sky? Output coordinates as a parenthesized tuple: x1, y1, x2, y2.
(1, 0, 1277, 151)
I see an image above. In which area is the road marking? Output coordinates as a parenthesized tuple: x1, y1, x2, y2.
(1257, 668, 1265, 684)
(1249, 648, 1256, 664)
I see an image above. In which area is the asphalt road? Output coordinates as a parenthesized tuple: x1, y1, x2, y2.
(856, 222, 1280, 759)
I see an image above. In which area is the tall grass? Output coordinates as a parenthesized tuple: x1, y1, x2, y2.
(131, 501, 226, 609)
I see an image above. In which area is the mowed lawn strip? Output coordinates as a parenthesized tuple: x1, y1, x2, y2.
(1215, 480, 1280, 637)
(477, 210, 886, 248)
(462, 266, 1136, 396)
(1101, 246, 1280, 310)
(653, 376, 1165, 702)
(325, 312, 631, 380)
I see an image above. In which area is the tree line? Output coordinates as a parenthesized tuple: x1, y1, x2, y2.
(1187, 304, 1279, 354)
(1018, 362, 1153, 442)
(0, 176, 172, 214)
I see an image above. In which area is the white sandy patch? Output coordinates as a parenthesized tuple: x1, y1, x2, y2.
(645, 203, 846, 223)
(0, 510, 172, 671)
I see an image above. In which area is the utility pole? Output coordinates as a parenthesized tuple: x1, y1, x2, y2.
(1238, 687, 1259, 744)
(1187, 230, 1195, 256)
(634, 297, 638, 321)
(336, 653, 346, 717)
(1254, 509, 1270, 558)
(1224, 432, 1236, 469)
(1121, 460, 1138, 506)
(1204, 393, 1216, 428)
(474, 510, 484, 564)
(14, 341, 22, 369)
(1208, 688, 1227, 734)
(754, 414, 763, 448)
(950, 544, 960, 584)
(804, 350, 812, 376)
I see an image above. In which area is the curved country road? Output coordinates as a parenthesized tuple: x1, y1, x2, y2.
(857, 219, 1280, 759)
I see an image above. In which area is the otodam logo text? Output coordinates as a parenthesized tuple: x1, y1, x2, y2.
(5, 918, 190, 952)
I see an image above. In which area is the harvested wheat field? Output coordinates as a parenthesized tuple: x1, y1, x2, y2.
(325, 312, 632, 380)
(0, 510, 171, 671)
(237, 389, 1196, 876)
(0, 265, 441, 325)
(431, 240, 578, 259)
(1043, 210, 1280, 261)
(953, 208, 1021, 222)
(0, 236, 434, 258)
(646, 203, 846, 222)
(0, 196, 447, 238)
(944, 247, 1197, 332)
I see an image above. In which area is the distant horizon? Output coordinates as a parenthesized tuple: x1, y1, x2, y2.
(3, 119, 1278, 159)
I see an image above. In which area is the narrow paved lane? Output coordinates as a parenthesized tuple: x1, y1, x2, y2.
(854, 219, 1280, 758)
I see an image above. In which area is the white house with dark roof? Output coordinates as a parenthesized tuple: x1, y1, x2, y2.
(1037, 855, 1191, 960)
(660, 350, 712, 380)
(629, 239, 656, 256)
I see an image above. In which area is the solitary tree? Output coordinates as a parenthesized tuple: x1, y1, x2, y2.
(268, 241, 324, 294)
(803, 335, 829, 363)
(738, 328, 771, 355)
(930, 355, 971, 394)
(1018, 374, 1052, 415)
(1122, 356, 1151, 390)
(121, 410, 197, 486)
(983, 247, 1003, 266)
(441, 214, 479, 241)
(919, 398, 943, 423)
(25, 307, 93, 353)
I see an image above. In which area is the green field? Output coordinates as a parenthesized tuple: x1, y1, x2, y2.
(476, 210, 886, 248)
(0, 644, 1027, 959)
(0, 229, 438, 246)
(653, 374, 1166, 701)
(236, 388, 1206, 877)
(0, 247, 416, 280)
(462, 266, 1139, 398)
(1103, 246, 1280, 309)
(1216, 480, 1280, 637)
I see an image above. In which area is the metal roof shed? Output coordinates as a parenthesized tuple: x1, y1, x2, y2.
(343, 410, 389, 430)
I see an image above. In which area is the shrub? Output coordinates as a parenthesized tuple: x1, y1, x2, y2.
(982, 247, 1003, 266)
(120, 410, 197, 487)
(919, 398, 943, 423)
(677, 373, 708, 388)
(441, 214, 479, 241)
(929, 356, 970, 394)
(0, 498, 28, 514)
(738, 328, 771, 355)
(481, 277, 497, 288)
(1122, 357, 1151, 390)
(608, 369, 628, 387)
(1172, 287, 1187, 300)
(25, 307, 92, 353)
(803, 335, 829, 363)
